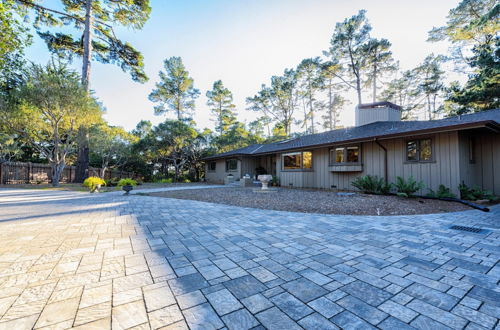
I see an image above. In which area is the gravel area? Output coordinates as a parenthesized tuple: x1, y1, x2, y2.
(148, 187, 473, 216)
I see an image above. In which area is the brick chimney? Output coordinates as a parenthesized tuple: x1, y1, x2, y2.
(355, 101, 401, 127)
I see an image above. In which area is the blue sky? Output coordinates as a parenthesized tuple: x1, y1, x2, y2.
(25, 0, 460, 131)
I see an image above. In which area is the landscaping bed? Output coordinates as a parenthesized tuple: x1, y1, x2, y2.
(147, 187, 476, 216)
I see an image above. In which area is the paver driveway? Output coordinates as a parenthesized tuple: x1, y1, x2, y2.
(0, 188, 499, 330)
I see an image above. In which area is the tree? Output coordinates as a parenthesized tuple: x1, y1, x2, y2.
(0, 133, 21, 163)
(327, 10, 372, 104)
(206, 80, 237, 135)
(0, 1, 31, 76)
(89, 124, 136, 178)
(320, 61, 346, 130)
(0, 61, 102, 186)
(152, 120, 198, 181)
(381, 70, 422, 119)
(16, 0, 151, 182)
(149, 57, 200, 120)
(361, 38, 398, 102)
(429, 1, 499, 113)
(247, 69, 299, 136)
(297, 58, 323, 134)
(415, 54, 446, 120)
(132, 120, 153, 139)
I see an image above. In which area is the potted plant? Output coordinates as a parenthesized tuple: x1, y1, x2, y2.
(118, 178, 137, 195)
(83, 176, 106, 193)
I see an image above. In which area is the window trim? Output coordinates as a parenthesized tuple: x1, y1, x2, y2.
(405, 137, 434, 163)
(225, 159, 238, 172)
(329, 144, 361, 166)
(281, 151, 313, 171)
(207, 161, 217, 172)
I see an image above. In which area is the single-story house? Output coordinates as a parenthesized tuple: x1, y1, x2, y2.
(204, 102, 500, 196)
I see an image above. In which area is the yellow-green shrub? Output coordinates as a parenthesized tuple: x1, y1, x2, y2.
(83, 177, 106, 193)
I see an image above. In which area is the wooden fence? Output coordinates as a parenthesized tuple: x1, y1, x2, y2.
(0, 161, 136, 185)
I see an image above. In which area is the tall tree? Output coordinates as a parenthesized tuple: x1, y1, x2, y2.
(361, 38, 398, 102)
(415, 54, 446, 120)
(381, 70, 422, 119)
(206, 80, 237, 135)
(0, 61, 102, 186)
(16, 0, 151, 182)
(246, 69, 299, 136)
(149, 57, 200, 120)
(297, 57, 323, 134)
(327, 10, 372, 104)
(320, 61, 345, 130)
(429, 1, 499, 113)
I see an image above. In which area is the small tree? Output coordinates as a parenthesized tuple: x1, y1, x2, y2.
(1, 61, 102, 186)
(206, 80, 237, 135)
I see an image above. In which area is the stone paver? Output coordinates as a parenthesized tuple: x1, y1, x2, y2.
(0, 187, 499, 329)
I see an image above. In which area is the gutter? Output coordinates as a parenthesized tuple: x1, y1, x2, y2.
(374, 139, 388, 183)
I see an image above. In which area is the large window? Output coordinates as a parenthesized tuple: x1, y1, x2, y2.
(208, 161, 216, 172)
(282, 151, 312, 170)
(406, 138, 433, 162)
(330, 145, 360, 164)
(225, 159, 238, 171)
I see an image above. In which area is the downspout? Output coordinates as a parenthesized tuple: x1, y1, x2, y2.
(374, 138, 388, 183)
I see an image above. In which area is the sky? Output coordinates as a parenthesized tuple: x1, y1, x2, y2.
(25, 0, 460, 132)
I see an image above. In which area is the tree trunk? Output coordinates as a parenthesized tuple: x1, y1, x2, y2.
(75, 0, 93, 183)
(51, 161, 65, 187)
(372, 64, 378, 103)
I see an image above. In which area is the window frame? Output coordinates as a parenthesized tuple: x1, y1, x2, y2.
(207, 161, 217, 172)
(281, 151, 313, 171)
(405, 137, 434, 163)
(225, 159, 238, 172)
(329, 144, 361, 165)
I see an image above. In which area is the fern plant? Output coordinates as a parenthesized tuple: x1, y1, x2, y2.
(458, 183, 497, 201)
(426, 185, 456, 198)
(351, 175, 391, 195)
(394, 176, 425, 197)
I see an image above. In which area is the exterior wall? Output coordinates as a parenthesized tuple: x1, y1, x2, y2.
(277, 131, 462, 195)
(205, 158, 241, 184)
(458, 131, 500, 195)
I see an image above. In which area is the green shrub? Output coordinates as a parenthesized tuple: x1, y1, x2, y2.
(183, 179, 191, 183)
(458, 183, 497, 201)
(83, 176, 106, 193)
(159, 178, 173, 184)
(351, 175, 391, 195)
(117, 178, 137, 187)
(426, 184, 456, 198)
(394, 176, 425, 197)
(272, 175, 280, 187)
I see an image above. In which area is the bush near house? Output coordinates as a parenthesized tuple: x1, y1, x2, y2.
(426, 185, 456, 198)
(458, 183, 497, 202)
(394, 176, 425, 198)
(351, 175, 391, 195)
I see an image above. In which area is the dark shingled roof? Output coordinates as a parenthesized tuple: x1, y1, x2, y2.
(204, 108, 500, 160)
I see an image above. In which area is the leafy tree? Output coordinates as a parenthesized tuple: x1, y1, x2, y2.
(0, 133, 21, 163)
(247, 69, 299, 136)
(15, 0, 151, 182)
(297, 57, 323, 133)
(0, 61, 102, 186)
(131, 120, 153, 139)
(327, 10, 372, 104)
(415, 54, 446, 119)
(361, 38, 398, 102)
(89, 124, 136, 178)
(429, 0, 499, 113)
(381, 70, 422, 119)
(0, 1, 31, 76)
(151, 120, 198, 181)
(149, 57, 200, 120)
(320, 94, 347, 130)
(206, 80, 237, 135)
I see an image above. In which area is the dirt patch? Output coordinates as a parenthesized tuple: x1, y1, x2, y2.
(147, 187, 478, 216)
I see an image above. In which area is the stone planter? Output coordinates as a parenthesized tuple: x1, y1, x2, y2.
(257, 174, 273, 190)
(122, 185, 133, 195)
